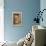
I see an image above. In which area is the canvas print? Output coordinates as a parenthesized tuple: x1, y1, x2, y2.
(12, 11, 22, 26)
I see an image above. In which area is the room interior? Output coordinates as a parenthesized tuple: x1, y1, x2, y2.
(0, 0, 46, 46)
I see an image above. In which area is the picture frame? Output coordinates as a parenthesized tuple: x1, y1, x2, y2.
(12, 11, 22, 26)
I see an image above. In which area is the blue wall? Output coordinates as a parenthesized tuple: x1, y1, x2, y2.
(4, 0, 40, 42)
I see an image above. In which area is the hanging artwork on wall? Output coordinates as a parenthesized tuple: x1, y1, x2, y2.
(12, 11, 22, 26)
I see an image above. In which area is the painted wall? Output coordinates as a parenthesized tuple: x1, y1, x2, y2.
(4, 0, 40, 42)
(40, 0, 46, 27)
(0, 0, 4, 42)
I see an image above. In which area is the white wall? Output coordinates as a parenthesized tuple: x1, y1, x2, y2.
(0, 0, 4, 42)
(40, 0, 46, 26)
(40, 0, 46, 9)
(40, 0, 46, 45)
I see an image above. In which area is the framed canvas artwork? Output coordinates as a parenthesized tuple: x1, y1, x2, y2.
(12, 11, 22, 26)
